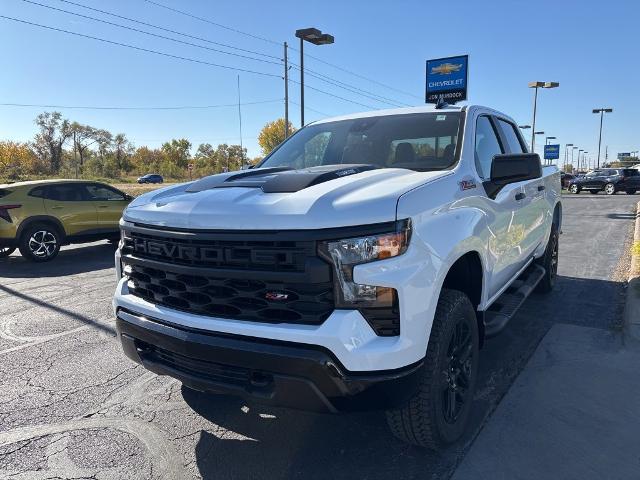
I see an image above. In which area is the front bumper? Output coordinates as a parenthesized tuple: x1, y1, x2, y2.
(116, 308, 423, 413)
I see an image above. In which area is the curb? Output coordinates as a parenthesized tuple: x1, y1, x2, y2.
(624, 201, 640, 341)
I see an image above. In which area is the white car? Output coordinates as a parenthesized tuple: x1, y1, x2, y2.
(113, 104, 561, 449)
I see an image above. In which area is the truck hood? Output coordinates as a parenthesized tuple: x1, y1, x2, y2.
(123, 165, 451, 230)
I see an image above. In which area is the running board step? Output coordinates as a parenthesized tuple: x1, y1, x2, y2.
(483, 264, 546, 337)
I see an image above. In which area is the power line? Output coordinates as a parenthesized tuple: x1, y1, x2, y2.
(0, 14, 282, 78)
(48, 0, 409, 109)
(132, 0, 415, 107)
(289, 79, 376, 110)
(49, 0, 406, 108)
(142, 0, 281, 46)
(289, 64, 409, 108)
(289, 45, 422, 101)
(0, 99, 283, 110)
(289, 100, 330, 118)
(57, 0, 281, 60)
(21, 0, 281, 66)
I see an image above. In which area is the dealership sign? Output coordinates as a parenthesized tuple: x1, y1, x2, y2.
(618, 152, 631, 159)
(544, 144, 560, 160)
(425, 55, 468, 103)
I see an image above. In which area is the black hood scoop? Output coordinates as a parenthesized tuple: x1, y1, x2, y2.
(186, 164, 378, 194)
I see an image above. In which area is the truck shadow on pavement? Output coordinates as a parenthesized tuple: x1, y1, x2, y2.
(180, 273, 626, 480)
(0, 242, 116, 278)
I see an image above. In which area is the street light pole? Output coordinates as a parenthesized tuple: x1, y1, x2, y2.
(528, 81, 559, 154)
(592, 108, 613, 168)
(578, 149, 583, 171)
(295, 28, 334, 128)
(564, 144, 574, 172)
(530, 84, 539, 153)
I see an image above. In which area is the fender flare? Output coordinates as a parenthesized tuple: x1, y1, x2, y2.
(16, 215, 67, 242)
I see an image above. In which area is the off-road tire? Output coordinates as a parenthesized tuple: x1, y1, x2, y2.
(385, 289, 479, 449)
(18, 223, 62, 262)
(535, 224, 559, 293)
(0, 247, 15, 258)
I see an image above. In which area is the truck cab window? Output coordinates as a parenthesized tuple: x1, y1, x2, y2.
(497, 119, 525, 154)
(475, 116, 503, 179)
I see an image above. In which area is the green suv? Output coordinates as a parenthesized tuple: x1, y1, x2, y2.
(0, 179, 132, 262)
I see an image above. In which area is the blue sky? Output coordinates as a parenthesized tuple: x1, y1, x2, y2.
(1, 0, 638, 163)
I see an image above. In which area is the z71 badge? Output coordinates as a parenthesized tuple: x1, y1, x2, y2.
(459, 179, 476, 191)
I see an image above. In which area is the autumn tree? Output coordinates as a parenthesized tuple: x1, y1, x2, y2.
(34, 112, 72, 173)
(0, 141, 40, 179)
(131, 146, 163, 174)
(258, 119, 296, 156)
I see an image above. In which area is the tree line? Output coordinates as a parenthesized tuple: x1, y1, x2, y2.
(0, 111, 291, 182)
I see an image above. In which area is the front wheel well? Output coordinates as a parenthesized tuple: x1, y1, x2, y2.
(17, 216, 66, 242)
(441, 252, 484, 345)
(553, 202, 562, 229)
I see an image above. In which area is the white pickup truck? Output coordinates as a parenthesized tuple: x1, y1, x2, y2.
(113, 104, 561, 449)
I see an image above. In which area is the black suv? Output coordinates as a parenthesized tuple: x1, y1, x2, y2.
(568, 168, 640, 195)
(137, 174, 164, 184)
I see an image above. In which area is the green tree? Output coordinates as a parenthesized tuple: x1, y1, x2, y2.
(113, 133, 134, 172)
(258, 119, 296, 156)
(161, 138, 192, 169)
(33, 112, 72, 173)
(70, 122, 97, 168)
(214, 144, 246, 172)
(194, 143, 217, 173)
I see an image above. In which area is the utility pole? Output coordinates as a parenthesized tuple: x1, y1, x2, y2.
(237, 75, 243, 170)
(299, 36, 304, 127)
(284, 42, 289, 138)
(73, 131, 78, 179)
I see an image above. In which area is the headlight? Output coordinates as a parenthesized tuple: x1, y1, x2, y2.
(319, 219, 411, 304)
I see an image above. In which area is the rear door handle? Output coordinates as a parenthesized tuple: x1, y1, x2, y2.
(515, 192, 526, 201)
(537, 185, 545, 191)
(98, 205, 108, 208)
(51, 205, 63, 210)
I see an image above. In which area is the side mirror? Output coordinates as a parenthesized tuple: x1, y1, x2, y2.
(124, 194, 133, 202)
(484, 153, 542, 198)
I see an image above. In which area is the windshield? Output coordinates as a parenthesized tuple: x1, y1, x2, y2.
(259, 112, 463, 172)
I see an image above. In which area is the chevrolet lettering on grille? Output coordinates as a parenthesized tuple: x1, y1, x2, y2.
(131, 238, 292, 265)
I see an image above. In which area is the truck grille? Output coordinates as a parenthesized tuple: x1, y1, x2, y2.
(121, 225, 335, 325)
(121, 230, 313, 272)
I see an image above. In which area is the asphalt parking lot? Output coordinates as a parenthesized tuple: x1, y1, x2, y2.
(0, 192, 636, 480)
